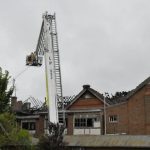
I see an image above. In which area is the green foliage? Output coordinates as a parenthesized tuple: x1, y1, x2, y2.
(0, 67, 13, 113)
(0, 68, 33, 149)
(17, 129, 31, 145)
(0, 113, 32, 149)
(105, 91, 130, 101)
(0, 112, 15, 134)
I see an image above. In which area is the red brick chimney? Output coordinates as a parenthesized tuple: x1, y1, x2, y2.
(11, 96, 23, 112)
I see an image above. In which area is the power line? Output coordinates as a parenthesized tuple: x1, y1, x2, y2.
(14, 66, 30, 80)
(10, 66, 30, 97)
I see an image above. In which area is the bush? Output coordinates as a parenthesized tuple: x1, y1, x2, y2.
(37, 122, 66, 150)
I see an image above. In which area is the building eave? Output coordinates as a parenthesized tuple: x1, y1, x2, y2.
(107, 102, 127, 108)
(16, 115, 40, 119)
(64, 109, 102, 113)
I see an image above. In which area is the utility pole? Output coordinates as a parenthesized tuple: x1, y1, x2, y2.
(104, 93, 107, 135)
(13, 78, 16, 97)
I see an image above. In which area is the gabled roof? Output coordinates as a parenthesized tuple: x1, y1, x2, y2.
(67, 76, 150, 108)
(66, 85, 110, 110)
(126, 76, 150, 100)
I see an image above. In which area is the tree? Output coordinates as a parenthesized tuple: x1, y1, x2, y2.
(0, 113, 32, 149)
(105, 91, 130, 102)
(0, 68, 32, 149)
(38, 122, 66, 150)
(0, 67, 13, 113)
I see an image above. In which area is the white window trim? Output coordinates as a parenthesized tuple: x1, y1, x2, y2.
(109, 115, 118, 123)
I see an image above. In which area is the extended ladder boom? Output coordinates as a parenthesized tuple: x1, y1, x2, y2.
(26, 12, 63, 123)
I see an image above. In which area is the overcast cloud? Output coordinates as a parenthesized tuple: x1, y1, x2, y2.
(0, 0, 150, 101)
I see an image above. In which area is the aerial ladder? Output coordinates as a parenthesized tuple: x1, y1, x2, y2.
(26, 12, 64, 124)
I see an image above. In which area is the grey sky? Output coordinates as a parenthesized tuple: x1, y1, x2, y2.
(0, 0, 150, 101)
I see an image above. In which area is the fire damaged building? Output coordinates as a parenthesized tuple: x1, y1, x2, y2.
(11, 96, 48, 136)
(11, 76, 150, 136)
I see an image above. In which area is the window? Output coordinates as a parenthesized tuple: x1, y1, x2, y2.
(74, 114, 100, 128)
(109, 115, 118, 123)
(74, 118, 93, 128)
(22, 122, 36, 130)
(75, 118, 86, 127)
(22, 122, 28, 129)
(87, 118, 93, 127)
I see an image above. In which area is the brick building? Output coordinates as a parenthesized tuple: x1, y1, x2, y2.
(106, 77, 150, 135)
(65, 84, 108, 135)
(11, 96, 48, 136)
(11, 76, 150, 136)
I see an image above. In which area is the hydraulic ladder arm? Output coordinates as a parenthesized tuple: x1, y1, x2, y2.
(26, 12, 64, 124)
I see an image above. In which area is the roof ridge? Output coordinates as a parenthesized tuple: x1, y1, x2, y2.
(125, 76, 150, 100)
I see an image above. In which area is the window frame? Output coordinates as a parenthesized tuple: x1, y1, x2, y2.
(74, 117, 94, 128)
(109, 115, 118, 123)
(22, 121, 36, 130)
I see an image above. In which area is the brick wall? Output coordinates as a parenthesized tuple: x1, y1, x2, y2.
(128, 86, 146, 135)
(144, 95, 150, 134)
(106, 103, 128, 134)
(36, 115, 45, 136)
(106, 84, 150, 135)
(67, 113, 74, 135)
(11, 96, 23, 112)
(69, 98, 104, 110)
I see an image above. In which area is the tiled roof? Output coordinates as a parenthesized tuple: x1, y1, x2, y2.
(65, 85, 110, 109)
(66, 77, 150, 108)
(125, 76, 150, 100)
(64, 135, 150, 147)
(108, 76, 150, 105)
(88, 88, 112, 105)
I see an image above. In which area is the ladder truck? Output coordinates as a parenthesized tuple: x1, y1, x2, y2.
(26, 12, 64, 124)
